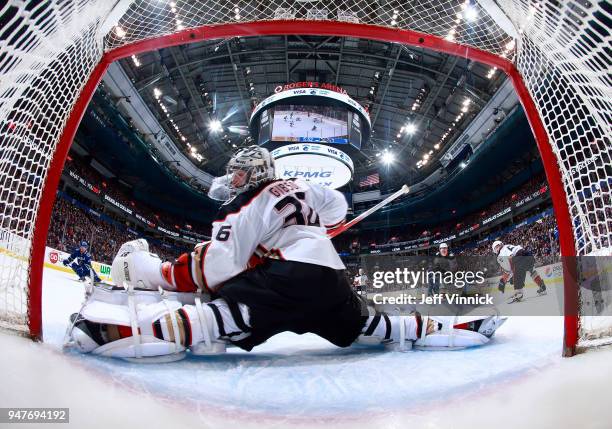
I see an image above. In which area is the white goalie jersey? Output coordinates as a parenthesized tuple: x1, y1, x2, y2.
(201, 179, 348, 291)
(496, 244, 524, 273)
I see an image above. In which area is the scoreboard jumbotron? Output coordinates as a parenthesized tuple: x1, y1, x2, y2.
(249, 82, 371, 189)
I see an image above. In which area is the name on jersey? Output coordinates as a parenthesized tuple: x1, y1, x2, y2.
(268, 180, 301, 197)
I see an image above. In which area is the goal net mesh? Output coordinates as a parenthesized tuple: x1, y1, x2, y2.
(0, 0, 610, 350)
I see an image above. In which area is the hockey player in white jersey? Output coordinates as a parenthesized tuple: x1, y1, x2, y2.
(353, 268, 368, 296)
(66, 146, 505, 360)
(492, 240, 547, 303)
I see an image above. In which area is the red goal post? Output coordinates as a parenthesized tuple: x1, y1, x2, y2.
(0, 1, 609, 356)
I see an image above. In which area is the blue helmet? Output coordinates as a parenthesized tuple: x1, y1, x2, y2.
(80, 240, 89, 249)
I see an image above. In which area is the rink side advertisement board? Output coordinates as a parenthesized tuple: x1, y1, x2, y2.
(44, 246, 112, 282)
(0, 231, 112, 282)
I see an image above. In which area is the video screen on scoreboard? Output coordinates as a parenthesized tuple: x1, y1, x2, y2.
(267, 104, 350, 144)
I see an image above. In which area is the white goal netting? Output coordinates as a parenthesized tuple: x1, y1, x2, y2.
(0, 0, 610, 352)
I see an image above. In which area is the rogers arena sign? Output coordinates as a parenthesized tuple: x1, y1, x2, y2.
(274, 82, 348, 95)
(271, 143, 354, 189)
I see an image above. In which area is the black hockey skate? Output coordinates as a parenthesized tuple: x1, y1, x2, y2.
(536, 284, 547, 296)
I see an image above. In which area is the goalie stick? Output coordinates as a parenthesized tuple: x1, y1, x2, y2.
(328, 184, 409, 238)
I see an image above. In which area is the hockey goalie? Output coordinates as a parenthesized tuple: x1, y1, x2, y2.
(65, 146, 505, 361)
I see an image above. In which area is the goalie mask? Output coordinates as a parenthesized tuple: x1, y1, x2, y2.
(208, 174, 232, 202)
(225, 146, 275, 199)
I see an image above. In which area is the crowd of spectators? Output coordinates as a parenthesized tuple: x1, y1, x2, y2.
(65, 154, 211, 238)
(335, 173, 549, 253)
(342, 212, 560, 295)
(46, 196, 185, 264)
(337, 173, 561, 292)
(43, 143, 213, 268)
(459, 214, 557, 259)
(456, 212, 559, 273)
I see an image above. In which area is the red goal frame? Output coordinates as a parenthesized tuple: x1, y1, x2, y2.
(27, 21, 579, 355)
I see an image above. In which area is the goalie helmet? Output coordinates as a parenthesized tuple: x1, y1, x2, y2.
(207, 174, 232, 201)
(225, 145, 275, 199)
(492, 240, 503, 254)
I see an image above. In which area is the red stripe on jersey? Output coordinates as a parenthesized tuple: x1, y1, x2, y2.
(172, 253, 198, 293)
(161, 262, 174, 288)
(269, 248, 285, 260)
(199, 242, 213, 293)
(187, 252, 198, 290)
(247, 254, 264, 269)
(214, 180, 283, 223)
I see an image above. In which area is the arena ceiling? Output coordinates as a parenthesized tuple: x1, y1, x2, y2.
(115, 34, 507, 188)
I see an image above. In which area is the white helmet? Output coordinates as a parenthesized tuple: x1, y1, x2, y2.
(492, 240, 503, 254)
(225, 146, 275, 198)
(439, 243, 448, 250)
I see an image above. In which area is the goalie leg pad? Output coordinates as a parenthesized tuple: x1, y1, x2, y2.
(70, 300, 188, 360)
(356, 307, 506, 350)
(68, 293, 252, 360)
(412, 314, 506, 349)
(356, 308, 421, 346)
(413, 328, 490, 350)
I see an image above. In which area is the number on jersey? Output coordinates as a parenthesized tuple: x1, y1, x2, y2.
(274, 192, 320, 228)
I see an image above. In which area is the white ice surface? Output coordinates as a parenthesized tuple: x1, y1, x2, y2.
(1, 266, 611, 429)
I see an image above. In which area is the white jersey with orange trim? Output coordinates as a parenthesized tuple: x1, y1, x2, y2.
(496, 244, 524, 273)
(200, 179, 347, 291)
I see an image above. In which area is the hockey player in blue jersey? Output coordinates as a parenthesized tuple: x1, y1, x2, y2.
(63, 241, 101, 282)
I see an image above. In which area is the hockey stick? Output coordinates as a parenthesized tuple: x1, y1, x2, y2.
(328, 184, 409, 238)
